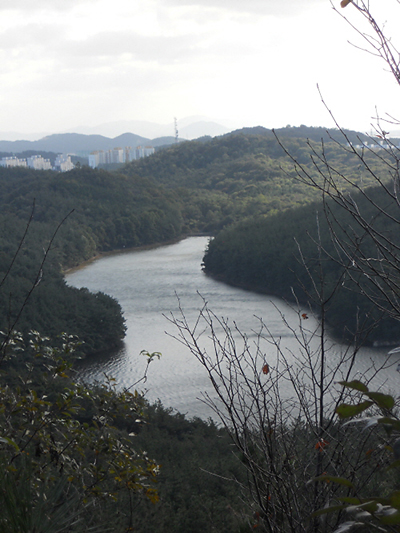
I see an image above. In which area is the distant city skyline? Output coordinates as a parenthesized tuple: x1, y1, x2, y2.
(0, 1, 399, 138)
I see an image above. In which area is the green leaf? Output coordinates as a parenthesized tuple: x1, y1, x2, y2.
(338, 497, 362, 505)
(378, 416, 400, 431)
(338, 380, 369, 393)
(365, 392, 395, 410)
(387, 459, 400, 470)
(336, 401, 373, 419)
(0, 436, 20, 452)
(380, 511, 400, 525)
(377, 417, 400, 432)
(390, 491, 400, 508)
(312, 504, 346, 517)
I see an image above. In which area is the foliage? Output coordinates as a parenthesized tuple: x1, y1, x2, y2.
(0, 210, 126, 356)
(177, 2, 400, 531)
(202, 177, 400, 345)
(0, 165, 184, 263)
(1, 126, 391, 354)
(162, 4, 400, 530)
(0, 162, 188, 354)
(312, 380, 400, 532)
(0, 329, 257, 532)
(3, 3, 400, 530)
(123, 128, 393, 233)
(0, 216, 253, 532)
(0, 118, 396, 354)
(0, 331, 159, 532)
(128, 402, 252, 532)
(125, 128, 390, 193)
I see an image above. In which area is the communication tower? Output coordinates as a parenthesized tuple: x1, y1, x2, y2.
(174, 117, 179, 143)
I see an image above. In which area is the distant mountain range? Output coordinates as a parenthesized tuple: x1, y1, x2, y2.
(68, 117, 231, 140)
(0, 133, 179, 155)
(0, 116, 232, 144)
(0, 124, 395, 158)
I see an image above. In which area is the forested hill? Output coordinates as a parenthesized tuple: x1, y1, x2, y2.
(0, 165, 185, 355)
(228, 124, 383, 145)
(0, 165, 184, 265)
(202, 182, 400, 345)
(3, 125, 400, 531)
(125, 126, 377, 189)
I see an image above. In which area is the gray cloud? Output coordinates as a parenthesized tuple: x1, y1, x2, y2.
(0, 0, 326, 18)
(0, 6, 255, 78)
(63, 31, 204, 64)
(0, 24, 66, 51)
(160, 0, 325, 16)
(59, 28, 251, 66)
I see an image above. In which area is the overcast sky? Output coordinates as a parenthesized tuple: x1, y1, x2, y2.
(0, 0, 399, 137)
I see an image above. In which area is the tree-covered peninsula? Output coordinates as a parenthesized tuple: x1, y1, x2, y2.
(0, 164, 185, 354)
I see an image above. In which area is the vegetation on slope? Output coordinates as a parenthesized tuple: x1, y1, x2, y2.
(202, 180, 400, 344)
(0, 164, 187, 354)
(124, 128, 393, 232)
(0, 333, 252, 533)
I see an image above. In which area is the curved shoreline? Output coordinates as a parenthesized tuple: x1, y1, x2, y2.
(64, 233, 211, 274)
(203, 269, 400, 348)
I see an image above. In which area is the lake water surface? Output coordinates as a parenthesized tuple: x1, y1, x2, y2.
(66, 236, 400, 420)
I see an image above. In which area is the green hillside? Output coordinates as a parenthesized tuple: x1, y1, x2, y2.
(123, 127, 392, 232)
(0, 165, 184, 354)
(202, 180, 400, 345)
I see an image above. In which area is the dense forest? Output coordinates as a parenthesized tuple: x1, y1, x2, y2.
(202, 183, 400, 344)
(2, 125, 400, 531)
(0, 165, 184, 354)
(124, 126, 392, 230)
(123, 126, 399, 344)
(0, 127, 397, 353)
(0, 332, 253, 532)
(0, 154, 257, 530)
(4, 0, 400, 526)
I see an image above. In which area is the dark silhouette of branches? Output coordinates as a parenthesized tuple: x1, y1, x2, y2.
(0, 207, 74, 362)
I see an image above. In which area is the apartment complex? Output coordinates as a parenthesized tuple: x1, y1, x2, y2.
(88, 145, 155, 168)
(54, 154, 75, 172)
(0, 154, 74, 172)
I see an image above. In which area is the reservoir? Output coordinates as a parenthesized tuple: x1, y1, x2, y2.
(66, 236, 399, 420)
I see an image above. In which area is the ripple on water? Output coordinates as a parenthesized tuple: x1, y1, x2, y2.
(67, 237, 400, 420)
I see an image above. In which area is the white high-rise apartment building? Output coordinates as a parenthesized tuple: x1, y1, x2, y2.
(0, 153, 72, 171)
(27, 155, 52, 170)
(89, 145, 155, 168)
(54, 154, 74, 172)
(0, 156, 27, 168)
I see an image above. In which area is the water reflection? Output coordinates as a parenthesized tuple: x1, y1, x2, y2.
(67, 237, 399, 419)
